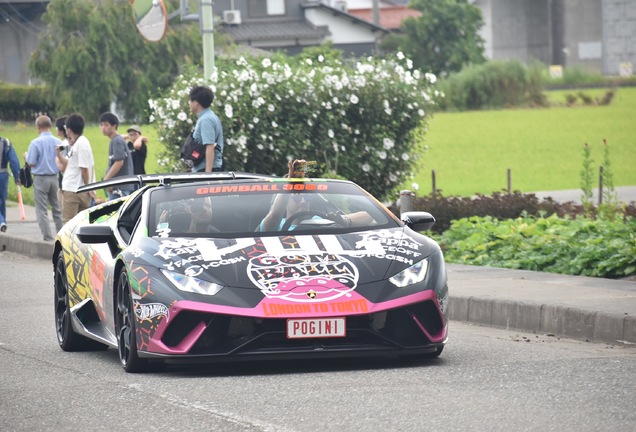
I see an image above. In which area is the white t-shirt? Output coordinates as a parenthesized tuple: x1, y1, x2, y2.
(62, 135, 95, 193)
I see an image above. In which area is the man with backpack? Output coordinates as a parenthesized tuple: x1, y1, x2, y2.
(188, 85, 224, 172)
(0, 134, 21, 233)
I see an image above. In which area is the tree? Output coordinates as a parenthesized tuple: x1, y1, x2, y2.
(381, 0, 486, 77)
(29, 0, 208, 121)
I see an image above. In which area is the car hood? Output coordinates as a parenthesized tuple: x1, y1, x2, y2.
(132, 228, 440, 291)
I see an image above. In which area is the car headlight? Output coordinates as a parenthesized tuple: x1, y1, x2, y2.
(389, 259, 429, 288)
(161, 270, 224, 296)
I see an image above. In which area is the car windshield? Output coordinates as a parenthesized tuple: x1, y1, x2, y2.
(148, 179, 399, 238)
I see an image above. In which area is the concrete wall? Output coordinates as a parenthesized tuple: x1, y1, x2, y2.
(476, 0, 635, 75)
(0, 15, 43, 84)
(476, 0, 494, 59)
(602, 0, 636, 75)
(562, 0, 603, 71)
(486, 0, 551, 65)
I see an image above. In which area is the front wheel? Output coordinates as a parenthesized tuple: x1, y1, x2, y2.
(54, 253, 108, 351)
(115, 267, 148, 373)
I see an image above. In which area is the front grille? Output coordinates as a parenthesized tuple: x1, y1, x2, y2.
(161, 300, 443, 355)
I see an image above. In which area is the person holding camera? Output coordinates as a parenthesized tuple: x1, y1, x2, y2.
(56, 113, 96, 223)
(123, 125, 148, 175)
(157, 196, 217, 234)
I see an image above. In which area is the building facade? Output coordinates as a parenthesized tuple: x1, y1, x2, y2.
(476, 0, 635, 76)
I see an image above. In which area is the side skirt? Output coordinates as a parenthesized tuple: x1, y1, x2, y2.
(70, 299, 118, 347)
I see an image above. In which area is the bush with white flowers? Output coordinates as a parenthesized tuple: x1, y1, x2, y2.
(149, 52, 436, 200)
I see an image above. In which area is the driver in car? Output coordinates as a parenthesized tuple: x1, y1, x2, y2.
(257, 159, 373, 231)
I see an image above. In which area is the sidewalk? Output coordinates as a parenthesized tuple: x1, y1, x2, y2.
(1, 200, 54, 260)
(1, 198, 635, 345)
(530, 185, 636, 205)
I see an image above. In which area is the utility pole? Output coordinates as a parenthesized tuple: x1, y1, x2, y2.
(170, 0, 215, 80)
(372, 0, 380, 25)
(201, 0, 215, 79)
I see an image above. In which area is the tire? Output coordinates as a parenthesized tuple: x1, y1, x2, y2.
(115, 267, 148, 373)
(54, 253, 108, 351)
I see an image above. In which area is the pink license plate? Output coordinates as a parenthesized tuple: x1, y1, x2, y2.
(286, 318, 346, 339)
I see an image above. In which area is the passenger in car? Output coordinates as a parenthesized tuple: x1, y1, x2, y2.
(257, 159, 373, 232)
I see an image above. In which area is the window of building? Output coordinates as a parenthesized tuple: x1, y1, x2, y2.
(249, 0, 286, 17)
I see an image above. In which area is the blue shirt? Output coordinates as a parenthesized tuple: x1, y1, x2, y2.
(193, 108, 224, 171)
(26, 131, 60, 175)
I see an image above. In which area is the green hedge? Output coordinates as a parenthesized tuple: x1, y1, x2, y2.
(387, 191, 636, 278)
(435, 214, 636, 279)
(0, 82, 56, 121)
(436, 60, 546, 111)
(387, 191, 636, 234)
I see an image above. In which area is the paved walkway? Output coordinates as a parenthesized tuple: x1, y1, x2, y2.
(530, 185, 636, 205)
(1, 190, 635, 346)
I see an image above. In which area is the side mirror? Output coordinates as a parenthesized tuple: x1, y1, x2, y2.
(133, 0, 168, 42)
(77, 225, 119, 256)
(401, 211, 436, 232)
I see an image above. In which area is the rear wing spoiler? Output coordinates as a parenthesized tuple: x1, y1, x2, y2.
(77, 171, 276, 193)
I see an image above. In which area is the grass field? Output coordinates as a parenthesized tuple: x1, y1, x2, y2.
(2, 87, 635, 205)
(413, 86, 636, 197)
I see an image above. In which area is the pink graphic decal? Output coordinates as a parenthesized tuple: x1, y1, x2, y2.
(261, 290, 370, 317)
(247, 253, 359, 302)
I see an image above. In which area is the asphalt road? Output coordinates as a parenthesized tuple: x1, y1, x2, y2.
(1, 253, 635, 432)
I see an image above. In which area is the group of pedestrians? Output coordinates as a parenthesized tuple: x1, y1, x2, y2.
(0, 112, 149, 241)
(0, 84, 223, 242)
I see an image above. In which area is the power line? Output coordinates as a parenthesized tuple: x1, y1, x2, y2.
(0, 3, 45, 37)
(7, 2, 44, 33)
(0, 9, 40, 37)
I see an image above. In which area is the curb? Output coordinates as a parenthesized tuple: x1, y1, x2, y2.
(448, 295, 636, 345)
(1, 233, 54, 262)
